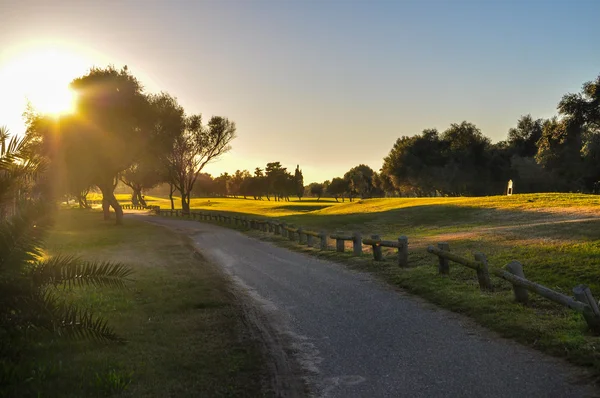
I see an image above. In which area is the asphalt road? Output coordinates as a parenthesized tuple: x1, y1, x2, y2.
(141, 215, 597, 398)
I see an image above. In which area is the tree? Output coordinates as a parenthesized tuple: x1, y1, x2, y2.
(294, 165, 304, 200)
(507, 115, 544, 158)
(167, 115, 236, 213)
(439, 122, 491, 196)
(229, 170, 249, 198)
(121, 93, 185, 207)
(308, 182, 324, 200)
(265, 162, 285, 201)
(327, 177, 348, 202)
(344, 164, 375, 199)
(372, 172, 395, 197)
(533, 75, 600, 192)
(381, 129, 445, 196)
(26, 66, 151, 224)
(213, 173, 230, 196)
(535, 118, 583, 189)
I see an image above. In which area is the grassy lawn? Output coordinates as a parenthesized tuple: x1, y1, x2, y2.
(4, 209, 270, 397)
(149, 193, 600, 375)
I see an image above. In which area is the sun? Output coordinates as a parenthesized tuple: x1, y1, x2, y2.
(27, 83, 77, 116)
(0, 43, 90, 119)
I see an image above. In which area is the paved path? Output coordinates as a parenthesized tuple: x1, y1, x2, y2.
(140, 215, 597, 398)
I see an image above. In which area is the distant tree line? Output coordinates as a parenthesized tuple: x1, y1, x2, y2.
(306, 74, 600, 198)
(150, 162, 305, 202)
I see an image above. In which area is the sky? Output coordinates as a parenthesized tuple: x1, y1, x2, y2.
(0, 0, 599, 183)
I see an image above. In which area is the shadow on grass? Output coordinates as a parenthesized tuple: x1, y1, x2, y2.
(271, 204, 332, 212)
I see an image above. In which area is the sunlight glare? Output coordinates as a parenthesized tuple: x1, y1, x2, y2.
(0, 44, 88, 118)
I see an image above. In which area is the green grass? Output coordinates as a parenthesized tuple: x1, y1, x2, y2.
(4, 209, 270, 397)
(153, 193, 600, 375)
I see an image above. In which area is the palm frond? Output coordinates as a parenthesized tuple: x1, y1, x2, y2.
(29, 256, 133, 289)
(55, 304, 124, 342)
(0, 201, 52, 277)
(3, 291, 124, 342)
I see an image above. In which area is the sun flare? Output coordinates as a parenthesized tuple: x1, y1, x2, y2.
(27, 83, 77, 116)
(0, 43, 90, 119)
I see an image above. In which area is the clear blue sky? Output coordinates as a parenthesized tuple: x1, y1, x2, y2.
(1, 0, 599, 183)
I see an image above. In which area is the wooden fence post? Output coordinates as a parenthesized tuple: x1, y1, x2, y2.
(319, 231, 327, 250)
(175, 210, 180, 217)
(335, 232, 344, 252)
(398, 236, 408, 267)
(438, 242, 450, 274)
(307, 234, 313, 247)
(268, 222, 273, 233)
(274, 223, 281, 235)
(352, 232, 362, 256)
(281, 223, 287, 238)
(506, 261, 529, 304)
(289, 226, 296, 242)
(473, 252, 493, 291)
(573, 285, 600, 333)
(297, 228, 304, 244)
(371, 235, 383, 261)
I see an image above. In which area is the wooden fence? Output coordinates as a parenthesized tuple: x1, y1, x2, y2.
(426, 243, 600, 333)
(156, 208, 600, 334)
(157, 209, 408, 264)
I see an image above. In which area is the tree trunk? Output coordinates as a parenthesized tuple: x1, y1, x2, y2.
(169, 183, 175, 210)
(108, 193, 123, 225)
(181, 192, 190, 214)
(77, 191, 90, 209)
(102, 197, 110, 220)
(99, 183, 123, 225)
(131, 186, 146, 207)
(138, 191, 147, 207)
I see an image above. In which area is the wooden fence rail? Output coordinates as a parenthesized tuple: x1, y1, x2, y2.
(427, 244, 600, 333)
(156, 208, 407, 264)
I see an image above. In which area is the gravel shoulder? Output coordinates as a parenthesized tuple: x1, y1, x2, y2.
(139, 215, 599, 398)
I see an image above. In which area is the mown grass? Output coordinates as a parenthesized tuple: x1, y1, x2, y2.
(4, 209, 270, 397)
(153, 193, 600, 376)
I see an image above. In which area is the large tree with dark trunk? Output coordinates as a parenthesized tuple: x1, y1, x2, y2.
(71, 66, 151, 224)
(27, 66, 151, 224)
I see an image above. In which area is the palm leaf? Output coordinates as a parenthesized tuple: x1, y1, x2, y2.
(29, 256, 133, 289)
(0, 201, 52, 277)
(55, 304, 124, 342)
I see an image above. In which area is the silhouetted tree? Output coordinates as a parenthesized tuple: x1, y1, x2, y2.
(294, 165, 304, 200)
(327, 177, 349, 202)
(308, 182, 324, 200)
(26, 66, 150, 224)
(507, 115, 544, 158)
(167, 115, 236, 213)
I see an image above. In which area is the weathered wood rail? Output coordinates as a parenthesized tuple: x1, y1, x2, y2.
(122, 204, 157, 210)
(427, 244, 600, 333)
(155, 207, 600, 334)
(156, 208, 409, 264)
